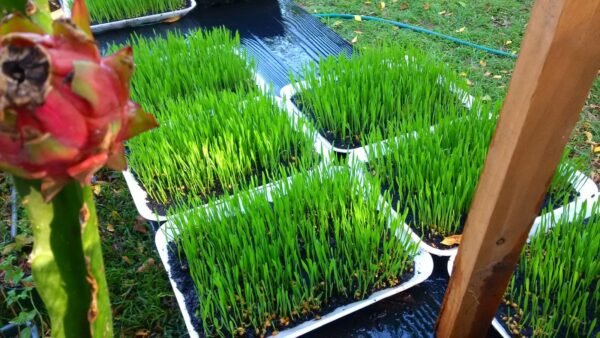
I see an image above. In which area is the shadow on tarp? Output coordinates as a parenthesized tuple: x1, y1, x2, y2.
(95, 0, 352, 93)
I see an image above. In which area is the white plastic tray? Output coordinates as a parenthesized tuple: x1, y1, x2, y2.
(348, 140, 599, 256)
(155, 167, 434, 337)
(124, 92, 332, 222)
(279, 77, 474, 157)
(60, 0, 197, 34)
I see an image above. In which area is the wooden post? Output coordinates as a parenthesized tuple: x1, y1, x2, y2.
(436, 0, 600, 337)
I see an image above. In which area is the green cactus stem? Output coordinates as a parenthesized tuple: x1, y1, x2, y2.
(13, 177, 113, 338)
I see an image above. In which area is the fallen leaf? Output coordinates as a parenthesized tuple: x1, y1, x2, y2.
(122, 256, 132, 265)
(353, 30, 363, 34)
(466, 79, 474, 86)
(380, 1, 386, 9)
(484, 71, 492, 77)
(354, 15, 362, 21)
(482, 95, 492, 101)
(441, 235, 462, 246)
(133, 223, 148, 234)
(332, 20, 343, 27)
(135, 329, 150, 338)
(584, 131, 593, 142)
(136, 258, 156, 273)
(455, 26, 466, 33)
(459, 72, 468, 77)
(351, 36, 358, 44)
(399, 2, 409, 10)
(493, 75, 503, 79)
(594, 146, 600, 153)
(106, 224, 115, 232)
(162, 16, 181, 23)
(505, 40, 512, 45)
(92, 184, 102, 196)
(2, 243, 15, 255)
(479, 60, 487, 67)
(423, 3, 430, 10)
(589, 104, 600, 110)
(438, 10, 446, 15)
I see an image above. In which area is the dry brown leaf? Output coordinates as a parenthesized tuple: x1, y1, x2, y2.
(133, 223, 148, 234)
(122, 256, 132, 265)
(584, 131, 593, 142)
(441, 235, 462, 246)
(594, 146, 600, 153)
(162, 16, 181, 23)
(399, 2, 409, 10)
(423, 3, 430, 10)
(479, 60, 487, 67)
(589, 104, 600, 110)
(135, 329, 150, 338)
(136, 258, 156, 273)
(484, 71, 492, 77)
(106, 224, 115, 232)
(455, 26, 466, 33)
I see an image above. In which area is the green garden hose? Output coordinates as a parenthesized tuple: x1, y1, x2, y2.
(314, 13, 518, 59)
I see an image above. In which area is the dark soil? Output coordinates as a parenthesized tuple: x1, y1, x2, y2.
(292, 95, 365, 150)
(166, 242, 415, 337)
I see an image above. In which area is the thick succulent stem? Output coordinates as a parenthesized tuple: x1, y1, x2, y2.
(13, 177, 113, 338)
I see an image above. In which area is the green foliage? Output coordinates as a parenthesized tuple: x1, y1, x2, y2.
(65, 0, 186, 24)
(367, 101, 581, 238)
(293, 46, 469, 148)
(128, 91, 318, 205)
(506, 202, 599, 336)
(367, 106, 499, 237)
(171, 168, 419, 337)
(126, 29, 258, 109)
(124, 29, 317, 205)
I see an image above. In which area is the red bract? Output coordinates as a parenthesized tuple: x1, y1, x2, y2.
(0, 0, 157, 200)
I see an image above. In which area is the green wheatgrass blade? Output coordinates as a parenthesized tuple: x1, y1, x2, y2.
(366, 100, 580, 238)
(66, 0, 186, 24)
(292, 45, 470, 148)
(117, 28, 315, 204)
(503, 202, 599, 336)
(124, 28, 257, 107)
(170, 168, 419, 337)
(127, 92, 318, 205)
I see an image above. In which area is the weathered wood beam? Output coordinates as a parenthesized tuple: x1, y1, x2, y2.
(436, 0, 600, 337)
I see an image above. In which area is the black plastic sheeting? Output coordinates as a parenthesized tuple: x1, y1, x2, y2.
(97, 1, 500, 336)
(96, 0, 352, 93)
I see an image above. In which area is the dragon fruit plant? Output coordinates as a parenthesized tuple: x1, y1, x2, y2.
(0, 0, 157, 336)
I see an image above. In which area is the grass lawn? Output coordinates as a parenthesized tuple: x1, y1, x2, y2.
(1, 0, 598, 336)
